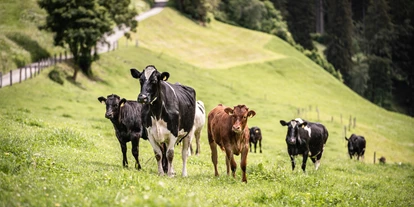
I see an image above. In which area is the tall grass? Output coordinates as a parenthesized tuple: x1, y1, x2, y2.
(0, 6, 413, 207)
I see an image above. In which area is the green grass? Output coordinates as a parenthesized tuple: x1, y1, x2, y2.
(0, 7, 413, 207)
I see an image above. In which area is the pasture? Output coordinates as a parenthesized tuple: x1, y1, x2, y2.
(0, 7, 413, 207)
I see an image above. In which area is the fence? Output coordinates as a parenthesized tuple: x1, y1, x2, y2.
(0, 41, 120, 88)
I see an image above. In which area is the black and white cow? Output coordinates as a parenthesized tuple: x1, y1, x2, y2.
(130, 65, 196, 177)
(97, 94, 147, 170)
(249, 126, 262, 153)
(345, 134, 366, 161)
(280, 118, 328, 172)
(190, 100, 205, 155)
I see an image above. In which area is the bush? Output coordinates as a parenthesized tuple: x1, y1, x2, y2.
(48, 68, 64, 85)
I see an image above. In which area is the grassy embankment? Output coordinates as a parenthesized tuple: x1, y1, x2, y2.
(0, 7, 413, 207)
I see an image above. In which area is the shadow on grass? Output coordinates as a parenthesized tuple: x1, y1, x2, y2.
(6, 32, 50, 62)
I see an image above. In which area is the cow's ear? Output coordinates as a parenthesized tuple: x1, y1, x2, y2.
(130, 68, 141, 79)
(247, 110, 256, 118)
(299, 121, 308, 128)
(224, 107, 234, 115)
(98, 96, 106, 104)
(280, 120, 288, 126)
(160, 72, 170, 81)
(119, 98, 127, 108)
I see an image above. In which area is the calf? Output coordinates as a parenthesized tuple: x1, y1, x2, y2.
(98, 94, 147, 170)
(190, 100, 206, 155)
(249, 126, 262, 153)
(345, 134, 366, 161)
(130, 65, 196, 177)
(280, 118, 328, 172)
(207, 104, 256, 182)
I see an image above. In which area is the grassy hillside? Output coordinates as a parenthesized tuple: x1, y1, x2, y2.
(0, 7, 413, 207)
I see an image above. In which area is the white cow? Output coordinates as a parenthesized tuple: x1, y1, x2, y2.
(189, 100, 206, 156)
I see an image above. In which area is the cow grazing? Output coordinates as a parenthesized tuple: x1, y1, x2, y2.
(190, 100, 206, 155)
(97, 94, 147, 170)
(130, 65, 196, 177)
(207, 104, 256, 182)
(249, 126, 262, 153)
(280, 118, 328, 172)
(345, 134, 366, 161)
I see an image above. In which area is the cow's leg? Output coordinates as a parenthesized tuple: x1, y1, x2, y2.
(259, 140, 262, 153)
(131, 136, 141, 170)
(166, 137, 177, 177)
(120, 141, 128, 168)
(225, 149, 237, 178)
(241, 147, 248, 182)
(181, 135, 191, 177)
(301, 152, 309, 172)
(208, 131, 219, 177)
(195, 130, 201, 155)
(148, 138, 164, 175)
(314, 146, 324, 170)
(290, 155, 295, 171)
(254, 143, 257, 153)
(249, 142, 252, 152)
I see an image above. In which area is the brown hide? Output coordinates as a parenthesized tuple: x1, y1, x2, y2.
(207, 104, 255, 182)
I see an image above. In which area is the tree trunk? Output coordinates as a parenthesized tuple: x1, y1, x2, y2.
(315, 0, 324, 33)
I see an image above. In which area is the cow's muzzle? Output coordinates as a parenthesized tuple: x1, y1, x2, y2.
(138, 94, 149, 104)
(105, 112, 114, 119)
(286, 137, 296, 145)
(232, 126, 243, 134)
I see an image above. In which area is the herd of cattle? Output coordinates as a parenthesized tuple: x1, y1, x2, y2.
(98, 65, 367, 182)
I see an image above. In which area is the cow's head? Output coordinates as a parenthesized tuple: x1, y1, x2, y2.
(98, 94, 127, 119)
(345, 134, 355, 153)
(224, 105, 256, 134)
(280, 119, 307, 145)
(250, 127, 261, 142)
(130, 65, 169, 104)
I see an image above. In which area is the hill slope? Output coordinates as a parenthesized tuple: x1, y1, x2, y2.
(0, 7, 413, 207)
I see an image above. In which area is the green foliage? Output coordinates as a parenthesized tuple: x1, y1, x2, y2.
(363, 0, 394, 109)
(286, 0, 314, 50)
(37, 0, 138, 80)
(325, 0, 354, 85)
(304, 49, 342, 81)
(48, 68, 64, 85)
(214, 0, 294, 45)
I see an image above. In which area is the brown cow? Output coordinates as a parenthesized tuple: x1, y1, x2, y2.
(207, 104, 256, 182)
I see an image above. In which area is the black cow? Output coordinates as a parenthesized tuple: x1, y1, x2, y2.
(98, 94, 148, 170)
(280, 118, 328, 172)
(130, 65, 196, 177)
(249, 126, 262, 153)
(345, 134, 366, 161)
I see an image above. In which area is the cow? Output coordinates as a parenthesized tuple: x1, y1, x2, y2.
(189, 100, 206, 156)
(280, 118, 328, 172)
(130, 65, 196, 177)
(207, 104, 256, 182)
(97, 94, 147, 170)
(249, 126, 262, 153)
(345, 134, 366, 161)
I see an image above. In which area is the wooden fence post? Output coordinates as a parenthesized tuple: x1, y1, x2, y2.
(30, 66, 33, 78)
(54, 54, 57, 65)
(59, 53, 62, 63)
(353, 117, 356, 128)
(374, 152, 376, 164)
(348, 115, 352, 131)
(38, 62, 40, 74)
(316, 106, 320, 121)
(9, 70, 12, 86)
(0, 72, 2, 88)
(135, 39, 139, 47)
(19, 68, 22, 83)
(65, 51, 67, 60)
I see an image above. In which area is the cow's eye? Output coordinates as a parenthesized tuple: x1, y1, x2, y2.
(243, 116, 247, 119)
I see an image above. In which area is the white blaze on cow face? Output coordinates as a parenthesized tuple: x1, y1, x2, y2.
(144, 66, 156, 80)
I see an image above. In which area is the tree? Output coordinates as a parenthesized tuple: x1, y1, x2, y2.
(286, 0, 315, 50)
(325, 0, 354, 85)
(38, 0, 137, 81)
(363, 0, 394, 108)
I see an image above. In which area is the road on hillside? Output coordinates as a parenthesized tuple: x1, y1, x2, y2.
(0, 0, 167, 88)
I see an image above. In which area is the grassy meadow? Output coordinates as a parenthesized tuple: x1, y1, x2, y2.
(0, 7, 413, 207)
